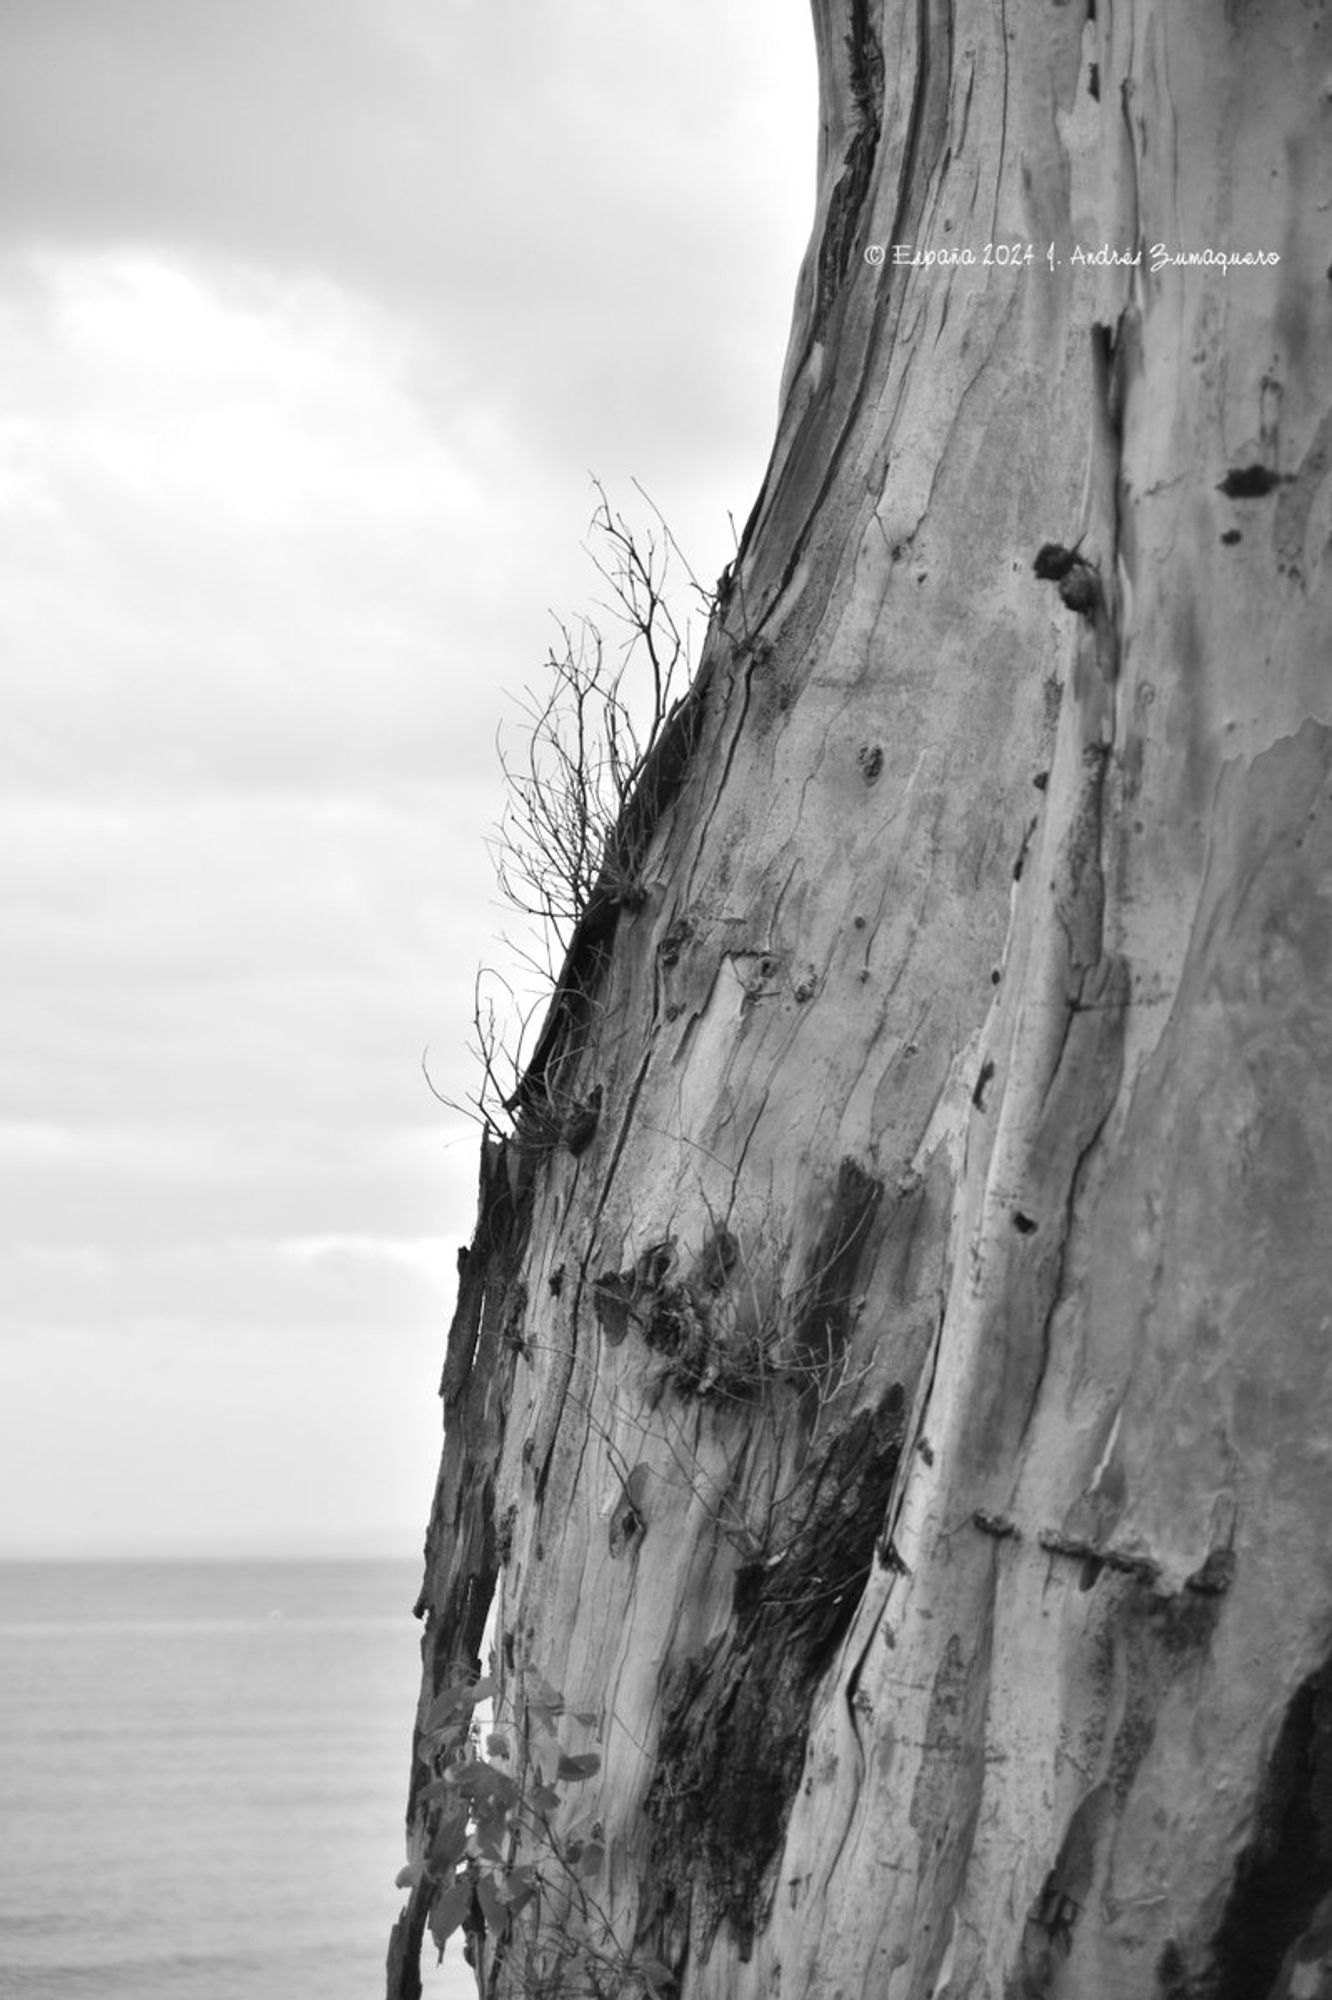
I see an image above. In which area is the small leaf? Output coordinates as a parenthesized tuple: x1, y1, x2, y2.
(578, 1841, 605, 1878)
(394, 1862, 421, 1890)
(571, 1708, 599, 1727)
(556, 1752, 601, 1781)
(424, 1673, 498, 1736)
(492, 1864, 535, 1910)
(475, 1871, 508, 1935)
(427, 1808, 470, 1874)
(485, 1731, 511, 1759)
(453, 1760, 518, 1807)
(530, 1783, 561, 1813)
(432, 1672, 497, 1723)
(504, 1876, 537, 1918)
(423, 1681, 475, 1732)
(427, 1874, 473, 1950)
(640, 1959, 677, 1994)
(423, 1695, 464, 1734)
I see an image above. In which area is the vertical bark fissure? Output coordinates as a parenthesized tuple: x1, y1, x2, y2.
(743, 0, 960, 645)
(1205, 1652, 1332, 2000)
(993, 0, 1011, 233)
(680, 646, 755, 910)
(811, 0, 887, 339)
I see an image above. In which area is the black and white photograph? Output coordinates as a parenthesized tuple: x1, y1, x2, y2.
(3, 4, 1330, 1998)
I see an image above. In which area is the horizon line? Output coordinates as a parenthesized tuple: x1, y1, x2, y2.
(0, 1530, 427, 1564)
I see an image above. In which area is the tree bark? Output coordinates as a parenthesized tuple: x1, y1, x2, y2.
(392, 5, 1332, 1997)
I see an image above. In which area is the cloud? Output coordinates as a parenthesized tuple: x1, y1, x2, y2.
(0, 0, 813, 524)
(0, 0, 814, 1553)
(0, 783, 489, 1305)
(1, 1230, 458, 1333)
(0, 253, 522, 799)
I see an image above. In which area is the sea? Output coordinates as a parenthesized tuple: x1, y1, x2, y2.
(0, 1558, 475, 2000)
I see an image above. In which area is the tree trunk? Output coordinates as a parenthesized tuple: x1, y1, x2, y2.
(391, 5, 1332, 1997)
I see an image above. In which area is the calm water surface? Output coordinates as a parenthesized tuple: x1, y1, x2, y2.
(0, 1560, 472, 1998)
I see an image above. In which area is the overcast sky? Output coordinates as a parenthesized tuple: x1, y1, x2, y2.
(0, 1, 814, 1557)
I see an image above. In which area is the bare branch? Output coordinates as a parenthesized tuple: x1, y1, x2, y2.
(454, 482, 696, 1137)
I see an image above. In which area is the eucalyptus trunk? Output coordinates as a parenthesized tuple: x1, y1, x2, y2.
(389, 4, 1332, 1997)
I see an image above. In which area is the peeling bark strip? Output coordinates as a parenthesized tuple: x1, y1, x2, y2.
(387, 1137, 530, 1999)
(394, 4, 1332, 1996)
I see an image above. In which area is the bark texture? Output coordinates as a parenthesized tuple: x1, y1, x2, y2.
(392, 4, 1332, 1996)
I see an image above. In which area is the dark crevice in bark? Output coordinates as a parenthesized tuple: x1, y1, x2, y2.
(1020, 959, 1129, 1446)
(1205, 1654, 1332, 2000)
(680, 646, 755, 909)
(724, 0, 885, 574)
(759, 10, 922, 620)
(736, 0, 958, 650)
(792, 1155, 884, 1366)
(1011, 1786, 1112, 1992)
(812, 0, 886, 336)
(639, 1392, 908, 1969)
